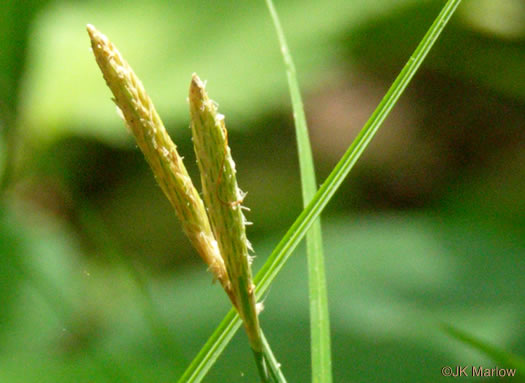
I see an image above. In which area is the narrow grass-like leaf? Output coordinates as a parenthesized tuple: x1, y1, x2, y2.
(178, 0, 462, 381)
(442, 324, 525, 379)
(264, 1, 332, 381)
(177, 310, 285, 383)
(177, 309, 240, 383)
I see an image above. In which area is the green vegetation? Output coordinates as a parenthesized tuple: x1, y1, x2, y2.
(1, 0, 524, 382)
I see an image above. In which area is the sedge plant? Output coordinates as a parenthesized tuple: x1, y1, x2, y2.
(177, 0, 463, 382)
(88, 0, 463, 381)
(87, 25, 280, 381)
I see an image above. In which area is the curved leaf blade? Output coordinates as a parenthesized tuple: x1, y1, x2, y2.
(178, 0, 463, 381)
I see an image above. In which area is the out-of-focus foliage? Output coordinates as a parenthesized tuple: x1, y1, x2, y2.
(0, 0, 47, 115)
(19, 0, 433, 143)
(18, 0, 525, 145)
(1, 0, 524, 382)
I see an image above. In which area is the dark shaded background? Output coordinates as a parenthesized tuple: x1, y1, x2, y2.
(1, 0, 524, 381)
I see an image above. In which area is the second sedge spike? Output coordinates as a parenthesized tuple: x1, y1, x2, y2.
(86, 25, 231, 294)
(188, 74, 263, 353)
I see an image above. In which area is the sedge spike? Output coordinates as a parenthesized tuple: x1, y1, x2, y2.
(189, 74, 263, 353)
(87, 25, 232, 294)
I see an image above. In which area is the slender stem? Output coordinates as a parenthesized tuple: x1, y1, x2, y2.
(253, 349, 270, 382)
(264, 1, 332, 381)
(177, 309, 241, 382)
(254, 0, 463, 301)
(177, 1, 463, 381)
(261, 331, 288, 383)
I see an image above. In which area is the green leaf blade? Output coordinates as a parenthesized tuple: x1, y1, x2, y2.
(177, 309, 241, 383)
(263, 0, 332, 381)
(178, 0, 463, 381)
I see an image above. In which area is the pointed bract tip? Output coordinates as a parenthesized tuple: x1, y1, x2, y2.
(86, 24, 109, 45)
(86, 24, 96, 36)
(189, 73, 205, 101)
(86, 24, 102, 46)
(191, 73, 205, 90)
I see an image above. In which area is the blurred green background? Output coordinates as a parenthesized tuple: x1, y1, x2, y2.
(1, 0, 525, 381)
